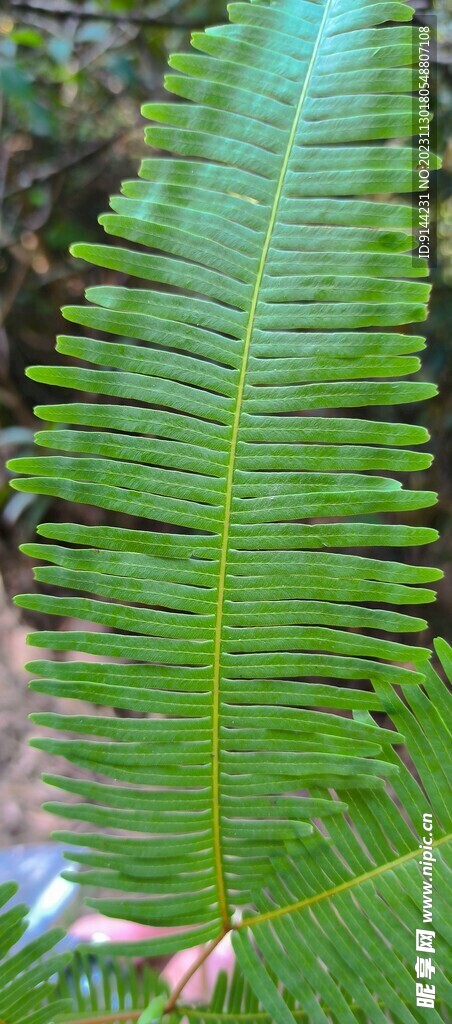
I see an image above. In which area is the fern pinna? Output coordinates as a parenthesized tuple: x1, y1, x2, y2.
(6, 0, 450, 1021)
(0, 883, 70, 1024)
(0, 638, 451, 1024)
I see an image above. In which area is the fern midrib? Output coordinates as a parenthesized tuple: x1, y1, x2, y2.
(236, 832, 451, 928)
(211, 0, 334, 929)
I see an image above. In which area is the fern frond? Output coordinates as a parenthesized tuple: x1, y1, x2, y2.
(178, 964, 309, 1023)
(9, 0, 442, 983)
(233, 645, 451, 1022)
(53, 951, 167, 1023)
(0, 882, 71, 1024)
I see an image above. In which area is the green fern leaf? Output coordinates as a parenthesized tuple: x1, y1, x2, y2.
(52, 951, 168, 1023)
(232, 648, 451, 1022)
(177, 963, 308, 1024)
(0, 882, 71, 1024)
(8, 0, 444, 998)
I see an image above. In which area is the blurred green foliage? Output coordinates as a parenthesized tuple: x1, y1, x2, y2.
(0, 0, 224, 543)
(0, 0, 451, 643)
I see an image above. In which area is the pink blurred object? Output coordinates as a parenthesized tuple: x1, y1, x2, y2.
(69, 913, 181, 945)
(161, 934, 234, 1003)
(69, 914, 235, 1002)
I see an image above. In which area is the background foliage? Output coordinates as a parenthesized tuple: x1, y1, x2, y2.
(0, 0, 226, 592)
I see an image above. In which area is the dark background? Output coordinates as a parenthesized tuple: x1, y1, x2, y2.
(0, 0, 451, 842)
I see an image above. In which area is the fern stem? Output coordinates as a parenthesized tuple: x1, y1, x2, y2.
(164, 929, 228, 1013)
(210, 0, 334, 933)
(177, 1012, 307, 1022)
(62, 1013, 141, 1024)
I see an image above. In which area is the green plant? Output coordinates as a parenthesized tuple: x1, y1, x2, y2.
(0, 882, 70, 1023)
(0, 647, 450, 1022)
(3, 0, 451, 1020)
